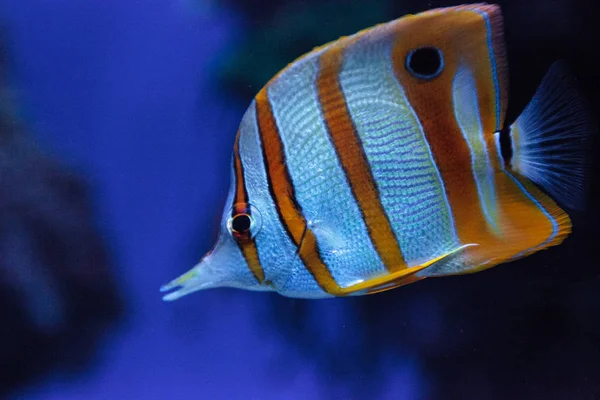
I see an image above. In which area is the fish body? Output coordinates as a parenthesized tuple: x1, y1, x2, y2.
(161, 4, 592, 300)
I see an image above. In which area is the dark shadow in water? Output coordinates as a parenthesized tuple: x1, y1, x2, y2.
(0, 39, 124, 397)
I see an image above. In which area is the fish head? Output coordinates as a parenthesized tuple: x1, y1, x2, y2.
(160, 192, 292, 301)
(161, 105, 301, 301)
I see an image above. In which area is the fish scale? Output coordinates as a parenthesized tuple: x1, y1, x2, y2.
(339, 32, 459, 264)
(267, 53, 387, 287)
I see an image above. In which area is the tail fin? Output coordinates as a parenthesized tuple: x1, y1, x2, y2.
(509, 62, 594, 210)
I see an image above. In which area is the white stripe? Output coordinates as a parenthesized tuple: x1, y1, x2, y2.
(338, 27, 460, 267)
(209, 157, 257, 288)
(238, 101, 324, 297)
(266, 50, 388, 288)
(452, 64, 499, 233)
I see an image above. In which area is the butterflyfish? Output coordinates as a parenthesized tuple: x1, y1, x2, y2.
(161, 4, 593, 300)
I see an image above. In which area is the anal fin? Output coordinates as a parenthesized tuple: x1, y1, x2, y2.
(335, 244, 475, 296)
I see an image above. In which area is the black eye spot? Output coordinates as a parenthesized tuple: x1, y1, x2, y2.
(406, 47, 444, 80)
(231, 213, 251, 234)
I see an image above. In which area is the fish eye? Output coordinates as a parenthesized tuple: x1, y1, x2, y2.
(227, 203, 262, 241)
(231, 213, 251, 234)
(405, 47, 444, 80)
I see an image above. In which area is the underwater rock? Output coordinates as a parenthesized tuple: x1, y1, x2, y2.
(216, 0, 390, 100)
(0, 43, 123, 396)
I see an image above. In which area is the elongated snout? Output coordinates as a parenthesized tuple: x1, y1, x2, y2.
(160, 250, 226, 301)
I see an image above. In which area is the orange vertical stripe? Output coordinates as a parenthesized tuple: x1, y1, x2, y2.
(233, 134, 249, 214)
(233, 134, 265, 283)
(389, 24, 495, 267)
(254, 89, 342, 294)
(317, 45, 407, 273)
(239, 239, 264, 284)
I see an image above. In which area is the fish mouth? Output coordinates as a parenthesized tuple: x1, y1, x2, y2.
(159, 246, 221, 301)
(160, 272, 188, 297)
(160, 268, 204, 301)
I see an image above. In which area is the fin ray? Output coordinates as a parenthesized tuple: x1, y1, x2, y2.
(509, 62, 594, 210)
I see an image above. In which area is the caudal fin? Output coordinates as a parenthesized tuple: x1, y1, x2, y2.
(509, 62, 594, 210)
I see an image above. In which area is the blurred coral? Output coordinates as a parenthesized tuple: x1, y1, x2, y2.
(216, 0, 390, 100)
(0, 40, 123, 396)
